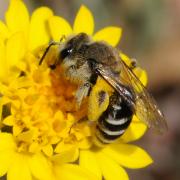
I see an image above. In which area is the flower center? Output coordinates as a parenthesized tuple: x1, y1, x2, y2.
(1, 51, 92, 156)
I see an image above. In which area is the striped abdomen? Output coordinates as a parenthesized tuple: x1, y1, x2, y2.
(95, 92, 134, 144)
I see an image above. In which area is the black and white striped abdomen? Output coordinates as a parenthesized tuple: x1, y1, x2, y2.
(95, 92, 134, 145)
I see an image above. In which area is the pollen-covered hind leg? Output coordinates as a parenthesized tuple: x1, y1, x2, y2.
(88, 88, 109, 122)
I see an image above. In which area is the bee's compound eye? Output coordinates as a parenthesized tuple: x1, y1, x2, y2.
(60, 47, 73, 59)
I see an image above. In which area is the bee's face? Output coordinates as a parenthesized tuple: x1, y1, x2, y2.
(59, 33, 92, 83)
(60, 33, 90, 60)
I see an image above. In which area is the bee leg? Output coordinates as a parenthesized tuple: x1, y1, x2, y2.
(88, 89, 109, 122)
(75, 82, 91, 107)
(39, 41, 60, 66)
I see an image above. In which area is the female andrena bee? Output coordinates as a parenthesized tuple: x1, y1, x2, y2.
(39, 33, 167, 145)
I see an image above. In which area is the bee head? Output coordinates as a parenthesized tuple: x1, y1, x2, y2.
(39, 33, 90, 68)
(60, 33, 90, 61)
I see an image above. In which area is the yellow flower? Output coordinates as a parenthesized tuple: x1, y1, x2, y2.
(0, 0, 153, 180)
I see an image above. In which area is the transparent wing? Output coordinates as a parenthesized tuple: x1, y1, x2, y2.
(95, 60, 168, 134)
(95, 65, 136, 106)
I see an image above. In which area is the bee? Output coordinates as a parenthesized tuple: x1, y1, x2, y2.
(39, 33, 167, 145)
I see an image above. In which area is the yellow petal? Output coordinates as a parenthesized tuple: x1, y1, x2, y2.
(29, 142, 39, 153)
(49, 16, 72, 41)
(17, 130, 34, 143)
(0, 98, 2, 121)
(120, 116, 147, 143)
(13, 124, 23, 136)
(7, 153, 32, 180)
(5, 0, 29, 33)
(3, 115, 14, 126)
(28, 153, 53, 180)
(78, 138, 92, 149)
(102, 143, 153, 169)
(6, 32, 26, 67)
(42, 144, 53, 157)
(120, 52, 148, 86)
(0, 133, 16, 151)
(0, 39, 7, 80)
(29, 7, 53, 50)
(52, 146, 79, 164)
(80, 150, 102, 179)
(134, 68, 148, 86)
(55, 141, 75, 153)
(96, 152, 129, 180)
(120, 52, 132, 66)
(73, 5, 94, 35)
(0, 21, 9, 41)
(94, 27, 122, 47)
(0, 150, 14, 176)
(54, 164, 99, 180)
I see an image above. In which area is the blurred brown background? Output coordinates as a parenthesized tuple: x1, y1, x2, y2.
(1, 0, 180, 179)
